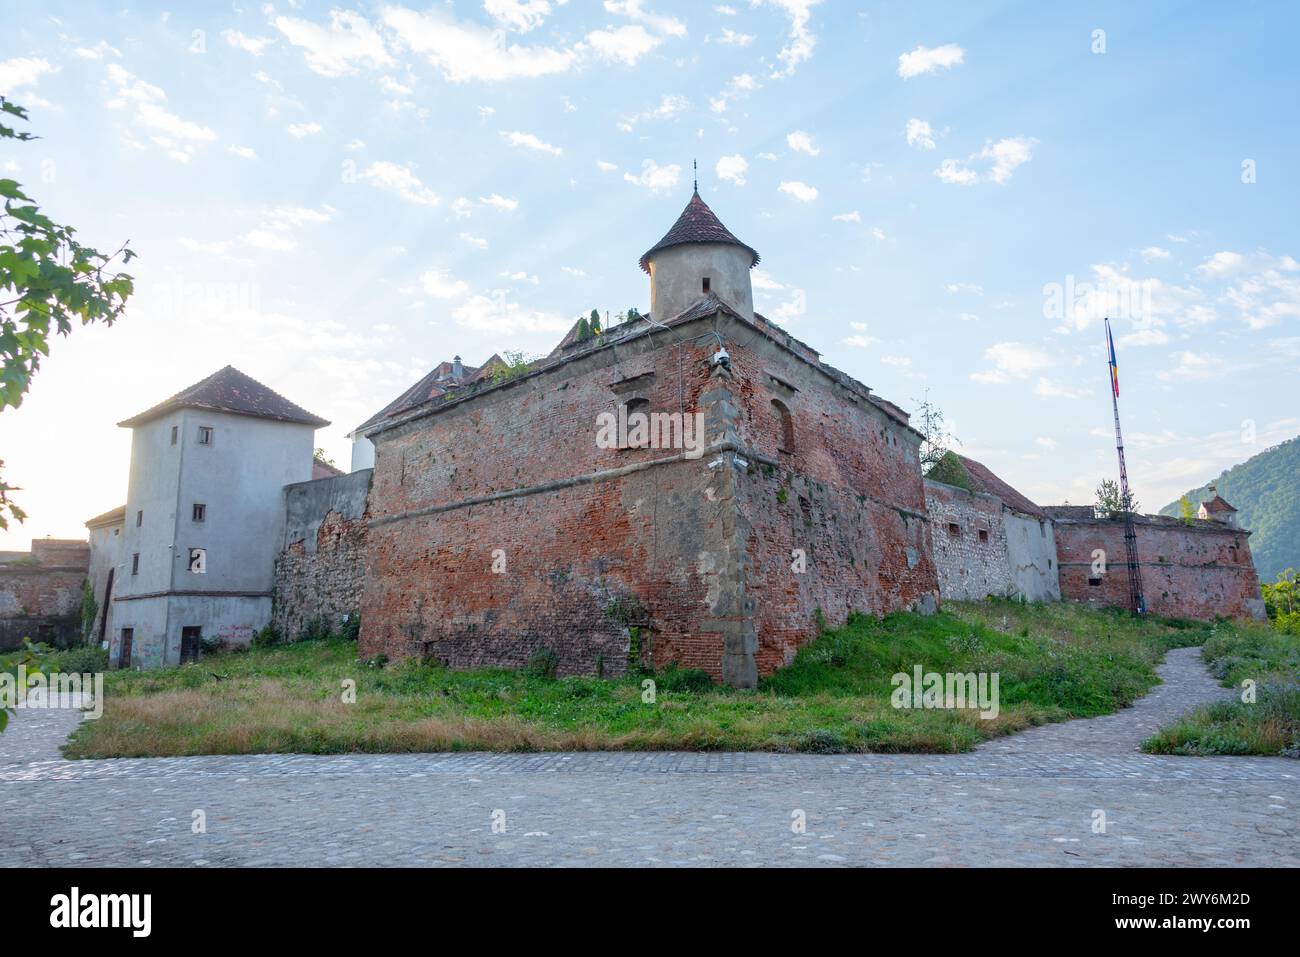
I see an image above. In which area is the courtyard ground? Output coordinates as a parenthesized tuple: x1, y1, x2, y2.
(2, 645, 1295, 867)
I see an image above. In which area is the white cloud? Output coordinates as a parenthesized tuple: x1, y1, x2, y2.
(227, 144, 257, 159)
(1139, 246, 1171, 262)
(934, 158, 977, 186)
(453, 292, 570, 333)
(561, 265, 588, 277)
(597, 160, 618, 172)
(501, 270, 540, 284)
(946, 282, 983, 295)
(757, 0, 820, 78)
(709, 72, 758, 112)
(239, 208, 332, 252)
(383, 6, 578, 82)
(359, 161, 441, 206)
(480, 193, 519, 211)
(0, 57, 56, 91)
(500, 129, 563, 155)
(622, 93, 688, 129)
(1120, 328, 1170, 347)
(715, 4, 738, 14)
(1157, 351, 1229, 382)
(786, 130, 820, 156)
(843, 334, 877, 348)
(897, 42, 965, 79)
(460, 233, 489, 250)
(880, 355, 911, 367)
(286, 121, 322, 138)
(604, 0, 688, 38)
(273, 10, 393, 78)
(905, 117, 935, 150)
(832, 211, 861, 223)
(104, 64, 215, 163)
(222, 29, 275, 55)
(420, 268, 469, 298)
(752, 270, 784, 291)
(623, 159, 680, 191)
(485, 0, 558, 34)
(718, 28, 755, 46)
(71, 42, 120, 61)
(981, 136, 1035, 184)
(958, 312, 979, 322)
(778, 180, 818, 201)
(1033, 377, 1087, 399)
(716, 154, 748, 185)
(871, 226, 886, 241)
(1197, 250, 1245, 277)
(179, 237, 233, 255)
(586, 25, 662, 65)
(971, 341, 1053, 384)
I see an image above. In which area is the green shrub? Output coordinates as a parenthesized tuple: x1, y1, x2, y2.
(525, 646, 560, 679)
(339, 613, 361, 642)
(251, 625, 281, 648)
(298, 616, 335, 643)
(654, 665, 714, 693)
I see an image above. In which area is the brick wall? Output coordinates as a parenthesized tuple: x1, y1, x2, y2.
(0, 541, 89, 649)
(923, 479, 1015, 602)
(360, 308, 939, 685)
(272, 470, 372, 640)
(1052, 515, 1265, 620)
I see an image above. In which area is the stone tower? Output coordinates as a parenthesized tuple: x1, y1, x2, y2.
(640, 188, 759, 323)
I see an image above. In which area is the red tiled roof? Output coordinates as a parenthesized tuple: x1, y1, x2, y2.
(1201, 494, 1237, 513)
(639, 189, 760, 273)
(353, 358, 482, 434)
(956, 455, 1047, 518)
(118, 366, 329, 429)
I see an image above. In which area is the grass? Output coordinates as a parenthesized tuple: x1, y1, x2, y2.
(59, 599, 1217, 759)
(1142, 618, 1300, 757)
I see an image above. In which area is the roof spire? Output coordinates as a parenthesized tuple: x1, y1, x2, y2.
(693, 158, 698, 193)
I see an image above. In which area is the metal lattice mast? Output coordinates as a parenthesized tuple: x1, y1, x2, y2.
(1106, 318, 1146, 615)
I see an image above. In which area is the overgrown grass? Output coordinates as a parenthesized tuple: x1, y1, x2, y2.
(1142, 619, 1300, 757)
(62, 600, 1217, 759)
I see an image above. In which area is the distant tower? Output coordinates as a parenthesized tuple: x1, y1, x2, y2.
(639, 187, 759, 323)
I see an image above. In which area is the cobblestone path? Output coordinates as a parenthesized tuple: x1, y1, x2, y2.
(1, 647, 1294, 867)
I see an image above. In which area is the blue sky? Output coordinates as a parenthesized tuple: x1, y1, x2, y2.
(2, 0, 1298, 548)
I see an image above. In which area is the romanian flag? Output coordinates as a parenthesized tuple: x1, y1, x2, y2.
(1106, 318, 1120, 397)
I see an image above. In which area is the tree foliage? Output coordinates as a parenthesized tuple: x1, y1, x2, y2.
(1095, 478, 1138, 519)
(912, 390, 956, 470)
(1, 97, 136, 530)
(925, 450, 973, 492)
(1159, 434, 1300, 581)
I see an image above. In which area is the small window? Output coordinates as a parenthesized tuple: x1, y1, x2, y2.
(119, 628, 133, 669)
(197, 426, 213, 446)
(947, 522, 961, 538)
(620, 398, 651, 449)
(136, 509, 143, 527)
(131, 553, 139, 575)
(771, 398, 795, 453)
(1048, 558, 1053, 569)
(978, 529, 989, 543)
(192, 503, 206, 523)
(1088, 577, 1102, 587)
(187, 548, 206, 574)
(170, 425, 178, 446)
(702, 277, 711, 293)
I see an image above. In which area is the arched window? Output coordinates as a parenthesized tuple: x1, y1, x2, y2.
(622, 397, 651, 449)
(771, 398, 795, 453)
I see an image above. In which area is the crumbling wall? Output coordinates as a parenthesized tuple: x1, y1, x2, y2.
(923, 479, 1013, 602)
(0, 541, 89, 650)
(1053, 516, 1265, 620)
(273, 469, 372, 640)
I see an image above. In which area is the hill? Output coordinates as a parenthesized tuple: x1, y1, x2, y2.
(1160, 435, 1300, 583)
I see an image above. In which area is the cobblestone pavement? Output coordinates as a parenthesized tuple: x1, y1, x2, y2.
(1, 648, 1295, 867)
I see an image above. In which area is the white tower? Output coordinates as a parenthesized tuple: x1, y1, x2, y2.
(640, 187, 759, 323)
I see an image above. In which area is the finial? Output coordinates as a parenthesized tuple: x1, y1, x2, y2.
(693, 158, 698, 193)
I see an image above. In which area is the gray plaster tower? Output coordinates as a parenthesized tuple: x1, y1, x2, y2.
(640, 187, 759, 323)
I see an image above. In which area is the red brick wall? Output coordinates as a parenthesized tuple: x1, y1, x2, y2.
(1054, 518, 1264, 620)
(0, 565, 87, 649)
(360, 310, 938, 683)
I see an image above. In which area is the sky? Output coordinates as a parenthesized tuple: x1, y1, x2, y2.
(1, 0, 1298, 550)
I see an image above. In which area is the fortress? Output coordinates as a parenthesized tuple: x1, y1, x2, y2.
(78, 190, 1265, 681)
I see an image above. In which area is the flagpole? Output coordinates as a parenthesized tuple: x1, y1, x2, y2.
(1106, 317, 1146, 615)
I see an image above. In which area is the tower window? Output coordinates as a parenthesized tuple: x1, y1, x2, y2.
(197, 426, 214, 445)
(978, 529, 989, 543)
(170, 425, 178, 445)
(131, 553, 139, 575)
(136, 510, 143, 527)
(948, 523, 961, 538)
(702, 277, 711, 293)
(192, 503, 206, 523)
